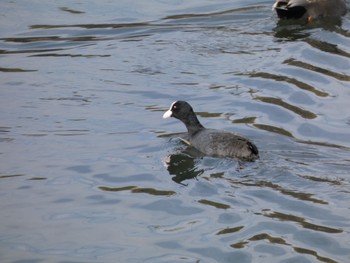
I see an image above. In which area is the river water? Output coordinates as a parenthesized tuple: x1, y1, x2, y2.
(1, 0, 350, 262)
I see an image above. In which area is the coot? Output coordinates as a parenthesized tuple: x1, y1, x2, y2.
(272, 0, 347, 20)
(163, 101, 259, 161)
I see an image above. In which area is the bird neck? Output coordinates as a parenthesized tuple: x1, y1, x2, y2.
(182, 113, 204, 137)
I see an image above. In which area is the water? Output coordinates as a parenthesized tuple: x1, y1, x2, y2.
(1, 0, 350, 262)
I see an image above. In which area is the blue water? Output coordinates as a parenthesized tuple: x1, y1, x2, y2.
(1, 0, 350, 262)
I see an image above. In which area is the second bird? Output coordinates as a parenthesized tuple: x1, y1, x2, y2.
(272, 0, 347, 20)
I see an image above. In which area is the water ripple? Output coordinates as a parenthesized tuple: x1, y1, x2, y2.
(1, 1, 350, 263)
(284, 58, 350, 81)
(99, 185, 176, 196)
(239, 71, 329, 97)
(263, 211, 342, 233)
(255, 96, 317, 119)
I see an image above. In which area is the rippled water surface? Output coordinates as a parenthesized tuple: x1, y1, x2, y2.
(1, 0, 350, 262)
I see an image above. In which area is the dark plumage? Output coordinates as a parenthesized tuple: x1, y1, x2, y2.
(272, 0, 347, 20)
(163, 101, 259, 161)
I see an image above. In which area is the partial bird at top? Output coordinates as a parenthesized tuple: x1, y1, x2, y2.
(272, 0, 347, 20)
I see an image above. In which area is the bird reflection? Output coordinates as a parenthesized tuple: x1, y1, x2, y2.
(163, 147, 205, 185)
(273, 17, 343, 41)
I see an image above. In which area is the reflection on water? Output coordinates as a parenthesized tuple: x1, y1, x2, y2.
(163, 148, 204, 184)
(264, 211, 342, 233)
(255, 95, 317, 119)
(99, 185, 176, 196)
(284, 58, 350, 81)
(1, 0, 350, 262)
(241, 71, 330, 97)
